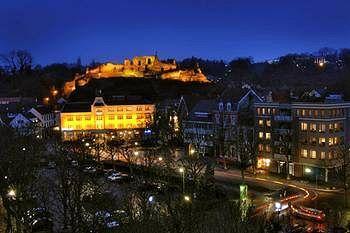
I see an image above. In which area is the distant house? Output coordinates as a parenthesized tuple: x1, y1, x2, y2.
(29, 106, 56, 128)
(182, 87, 263, 157)
(0, 112, 39, 135)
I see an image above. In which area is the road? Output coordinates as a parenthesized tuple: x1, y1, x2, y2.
(214, 168, 345, 231)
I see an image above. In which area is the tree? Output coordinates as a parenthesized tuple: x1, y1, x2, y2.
(336, 143, 350, 208)
(235, 127, 258, 181)
(0, 50, 33, 76)
(0, 127, 43, 232)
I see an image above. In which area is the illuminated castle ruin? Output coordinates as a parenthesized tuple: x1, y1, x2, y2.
(63, 55, 209, 96)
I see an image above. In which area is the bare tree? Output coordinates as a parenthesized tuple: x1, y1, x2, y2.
(0, 50, 33, 76)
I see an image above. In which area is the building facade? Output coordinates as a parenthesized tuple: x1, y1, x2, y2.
(255, 101, 350, 182)
(60, 96, 155, 140)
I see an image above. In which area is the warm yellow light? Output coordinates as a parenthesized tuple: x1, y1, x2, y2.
(190, 149, 195, 155)
(179, 167, 184, 173)
(184, 195, 191, 202)
(134, 151, 139, 156)
(305, 168, 312, 173)
(158, 157, 163, 161)
(8, 189, 16, 198)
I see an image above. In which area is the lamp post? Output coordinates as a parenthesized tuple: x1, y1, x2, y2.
(275, 202, 281, 225)
(179, 167, 185, 193)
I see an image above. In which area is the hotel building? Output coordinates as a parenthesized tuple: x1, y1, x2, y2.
(60, 96, 155, 140)
(255, 99, 350, 182)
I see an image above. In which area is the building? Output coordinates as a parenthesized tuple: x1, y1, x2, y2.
(255, 96, 350, 182)
(60, 96, 155, 140)
(63, 55, 209, 96)
(182, 88, 263, 157)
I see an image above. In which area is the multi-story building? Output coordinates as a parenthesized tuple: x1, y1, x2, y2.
(255, 98, 350, 182)
(60, 96, 155, 140)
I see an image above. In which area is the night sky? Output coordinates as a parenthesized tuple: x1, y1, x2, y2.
(1, 0, 350, 65)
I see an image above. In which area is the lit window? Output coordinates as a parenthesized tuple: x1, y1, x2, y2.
(96, 116, 103, 120)
(76, 116, 82, 121)
(310, 123, 317, 131)
(319, 124, 326, 132)
(85, 116, 91, 121)
(320, 152, 326, 159)
(117, 107, 123, 112)
(311, 150, 317, 159)
(258, 119, 264, 126)
(301, 149, 308, 158)
(126, 115, 132, 119)
(67, 116, 73, 121)
(136, 107, 143, 111)
(266, 120, 271, 127)
(329, 137, 334, 146)
(334, 137, 339, 145)
(266, 145, 271, 152)
(108, 115, 115, 120)
(319, 137, 326, 146)
(302, 109, 306, 116)
(334, 123, 339, 131)
(266, 133, 271, 140)
(117, 115, 123, 119)
(301, 122, 308, 131)
(259, 132, 264, 139)
(262, 108, 266, 115)
(329, 123, 334, 131)
(258, 144, 264, 152)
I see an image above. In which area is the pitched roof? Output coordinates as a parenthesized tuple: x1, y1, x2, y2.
(187, 99, 217, 122)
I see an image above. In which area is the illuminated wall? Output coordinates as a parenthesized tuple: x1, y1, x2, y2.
(61, 101, 155, 131)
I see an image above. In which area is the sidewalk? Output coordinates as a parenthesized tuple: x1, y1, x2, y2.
(215, 167, 344, 193)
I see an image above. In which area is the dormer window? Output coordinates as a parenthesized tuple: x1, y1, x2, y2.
(226, 103, 232, 111)
(219, 102, 224, 111)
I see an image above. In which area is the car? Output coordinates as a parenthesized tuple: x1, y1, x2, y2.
(24, 208, 53, 232)
(107, 172, 123, 182)
(83, 166, 97, 173)
(95, 210, 120, 229)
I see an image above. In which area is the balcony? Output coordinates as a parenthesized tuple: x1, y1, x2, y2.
(274, 115, 292, 121)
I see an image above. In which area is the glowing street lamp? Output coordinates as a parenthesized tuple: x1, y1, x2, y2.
(184, 195, 191, 202)
(7, 189, 16, 200)
(190, 149, 195, 155)
(158, 157, 163, 162)
(85, 142, 90, 147)
(305, 167, 318, 191)
(305, 168, 312, 174)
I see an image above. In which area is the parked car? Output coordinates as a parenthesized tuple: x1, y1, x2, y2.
(23, 208, 53, 232)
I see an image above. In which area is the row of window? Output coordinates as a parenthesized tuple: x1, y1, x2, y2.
(258, 132, 271, 140)
(66, 123, 145, 130)
(258, 119, 271, 127)
(258, 144, 271, 153)
(300, 149, 336, 160)
(257, 107, 275, 116)
(300, 122, 342, 132)
(301, 136, 341, 146)
(296, 108, 344, 118)
(66, 114, 150, 121)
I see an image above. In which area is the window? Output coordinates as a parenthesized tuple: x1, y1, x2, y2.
(117, 107, 123, 112)
(76, 116, 81, 121)
(319, 123, 326, 132)
(311, 137, 317, 145)
(262, 108, 266, 115)
(302, 109, 306, 116)
(310, 123, 317, 131)
(319, 137, 326, 146)
(136, 106, 143, 111)
(108, 115, 115, 120)
(257, 108, 261, 115)
(259, 132, 264, 139)
(266, 145, 271, 152)
(85, 116, 91, 121)
(334, 137, 339, 145)
(266, 120, 271, 127)
(67, 116, 73, 121)
(145, 106, 150, 111)
(329, 123, 334, 131)
(126, 115, 132, 119)
(137, 114, 143, 119)
(96, 116, 103, 120)
(301, 122, 308, 131)
(266, 133, 271, 140)
(301, 149, 308, 158)
(258, 144, 264, 152)
(117, 115, 123, 120)
(320, 151, 326, 159)
(310, 150, 317, 159)
(334, 123, 339, 131)
(258, 119, 264, 126)
(329, 137, 334, 146)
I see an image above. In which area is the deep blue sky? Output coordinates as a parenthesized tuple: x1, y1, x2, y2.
(1, 0, 350, 65)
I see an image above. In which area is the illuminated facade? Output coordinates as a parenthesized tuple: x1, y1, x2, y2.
(60, 96, 155, 140)
(255, 101, 350, 181)
(63, 55, 209, 96)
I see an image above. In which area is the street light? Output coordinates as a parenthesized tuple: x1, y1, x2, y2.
(190, 149, 195, 155)
(7, 189, 16, 200)
(179, 167, 185, 193)
(305, 167, 318, 189)
(85, 142, 90, 147)
(158, 157, 163, 161)
(184, 195, 191, 202)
